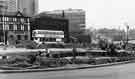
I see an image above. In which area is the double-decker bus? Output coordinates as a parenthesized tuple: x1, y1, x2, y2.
(32, 30, 64, 44)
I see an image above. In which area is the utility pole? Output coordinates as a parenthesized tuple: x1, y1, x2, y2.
(126, 25, 129, 44)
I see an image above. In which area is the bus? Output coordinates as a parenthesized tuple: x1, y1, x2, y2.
(32, 30, 64, 44)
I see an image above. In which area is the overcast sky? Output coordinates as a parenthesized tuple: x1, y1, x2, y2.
(39, 0, 135, 29)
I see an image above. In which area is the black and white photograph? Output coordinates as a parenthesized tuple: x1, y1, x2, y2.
(0, 0, 135, 79)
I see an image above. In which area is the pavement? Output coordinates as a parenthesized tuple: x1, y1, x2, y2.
(0, 60, 133, 73)
(3, 62, 135, 79)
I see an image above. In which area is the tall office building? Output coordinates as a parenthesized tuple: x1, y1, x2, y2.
(0, 0, 17, 13)
(7, 0, 17, 12)
(0, 0, 8, 14)
(0, 0, 38, 16)
(17, 0, 38, 16)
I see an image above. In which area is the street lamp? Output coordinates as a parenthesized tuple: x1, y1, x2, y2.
(124, 22, 129, 47)
(126, 25, 129, 44)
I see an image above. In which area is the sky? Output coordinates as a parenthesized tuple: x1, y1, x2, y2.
(39, 0, 135, 29)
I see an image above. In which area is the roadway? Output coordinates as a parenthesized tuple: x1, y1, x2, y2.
(1, 63, 135, 79)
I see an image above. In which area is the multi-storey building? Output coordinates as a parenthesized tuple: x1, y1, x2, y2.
(31, 13, 69, 43)
(17, 0, 38, 16)
(7, 0, 17, 12)
(0, 11, 31, 45)
(45, 9, 85, 34)
(0, 0, 8, 13)
(0, 0, 38, 16)
(0, 0, 17, 13)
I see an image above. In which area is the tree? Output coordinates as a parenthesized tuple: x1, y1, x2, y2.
(98, 39, 108, 50)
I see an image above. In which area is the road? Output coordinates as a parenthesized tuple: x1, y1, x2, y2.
(1, 63, 135, 79)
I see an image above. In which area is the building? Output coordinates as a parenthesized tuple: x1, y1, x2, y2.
(7, 0, 17, 12)
(31, 13, 69, 43)
(0, 0, 8, 13)
(0, 0, 38, 16)
(0, 0, 17, 13)
(0, 11, 31, 45)
(45, 9, 86, 36)
(17, 0, 38, 16)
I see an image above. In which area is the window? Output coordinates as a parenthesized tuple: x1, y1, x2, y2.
(27, 18, 29, 22)
(9, 18, 13, 22)
(0, 24, 3, 30)
(24, 18, 28, 22)
(17, 24, 21, 30)
(24, 25, 28, 31)
(9, 24, 14, 30)
(40, 38, 44, 42)
(21, 25, 24, 30)
(17, 18, 20, 22)
(21, 18, 24, 23)
(24, 35, 28, 40)
(6, 17, 9, 21)
(17, 35, 21, 40)
(49, 38, 56, 42)
(0, 17, 2, 21)
(5, 24, 9, 30)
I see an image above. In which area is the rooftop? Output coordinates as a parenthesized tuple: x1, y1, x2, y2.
(33, 12, 67, 20)
(45, 8, 85, 14)
(0, 11, 30, 17)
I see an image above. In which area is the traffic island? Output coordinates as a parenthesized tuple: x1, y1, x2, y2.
(0, 60, 133, 73)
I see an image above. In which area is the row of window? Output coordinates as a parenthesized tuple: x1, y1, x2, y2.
(0, 22, 30, 25)
(36, 31, 64, 35)
(40, 20, 67, 26)
(17, 35, 28, 40)
(34, 37, 64, 42)
(0, 34, 28, 42)
(39, 38, 56, 42)
(0, 24, 29, 31)
(0, 17, 29, 23)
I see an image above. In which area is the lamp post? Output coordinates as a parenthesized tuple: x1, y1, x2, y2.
(124, 22, 129, 48)
(126, 25, 129, 44)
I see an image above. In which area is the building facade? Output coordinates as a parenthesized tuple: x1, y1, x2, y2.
(17, 0, 38, 16)
(0, 0, 8, 13)
(0, 11, 31, 45)
(0, 0, 38, 16)
(6, 0, 17, 12)
(45, 9, 85, 34)
(0, 0, 17, 13)
(31, 13, 69, 43)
